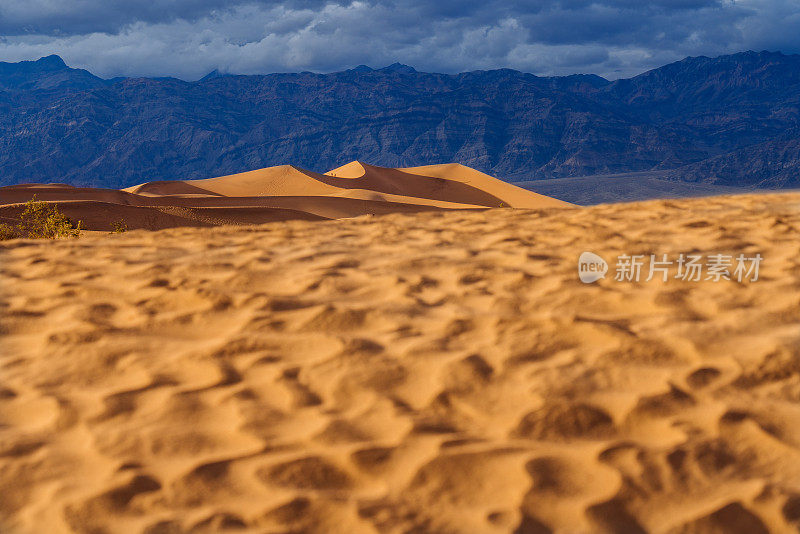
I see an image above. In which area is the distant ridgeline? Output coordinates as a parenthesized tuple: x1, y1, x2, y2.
(0, 52, 799, 188)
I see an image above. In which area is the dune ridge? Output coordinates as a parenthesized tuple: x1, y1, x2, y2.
(0, 163, 569, 232)
(2, 192, 800, 533)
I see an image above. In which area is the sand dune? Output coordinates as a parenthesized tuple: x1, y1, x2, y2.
(399, 163, 566, 209)
(0, 163, 567, 232)
(2, 192, 800, 533)
(0, 197, 477, 231)
(324, 161, 554, 207)
(124, 165, 335, 198)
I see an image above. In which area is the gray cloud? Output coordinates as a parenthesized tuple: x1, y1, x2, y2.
(0, 1, 341, 36)
(0, 0, 797, 80)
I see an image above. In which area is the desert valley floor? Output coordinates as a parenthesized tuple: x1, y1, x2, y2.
(1, 165, 800, 533)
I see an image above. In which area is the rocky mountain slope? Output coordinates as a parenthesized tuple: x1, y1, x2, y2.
(0, 51, 798, 188)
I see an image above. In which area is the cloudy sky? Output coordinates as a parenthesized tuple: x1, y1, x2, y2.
(0, 0, 798, 80)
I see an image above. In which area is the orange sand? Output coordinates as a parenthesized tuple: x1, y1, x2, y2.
(2, 191, 800, 533)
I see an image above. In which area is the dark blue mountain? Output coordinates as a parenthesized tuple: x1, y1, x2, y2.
(0, 55, 107, 91)
(0, 51, 798, 188)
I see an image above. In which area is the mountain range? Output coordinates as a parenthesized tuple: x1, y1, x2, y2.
(0, 51, 798, 189)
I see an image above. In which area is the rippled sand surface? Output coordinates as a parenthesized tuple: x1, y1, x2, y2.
(2, 192, 800, 533)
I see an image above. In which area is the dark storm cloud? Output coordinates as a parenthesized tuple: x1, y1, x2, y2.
(0, 1, 341, 35)
(0, 0, 797, 80)
(515, 0, 751, 46)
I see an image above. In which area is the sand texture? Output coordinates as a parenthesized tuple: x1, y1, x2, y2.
(0, 163, 568, 232)
(2, 192, 800, 533)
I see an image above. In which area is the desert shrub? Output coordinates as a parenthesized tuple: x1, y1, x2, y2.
(14, 196, 82, 239)
(0, 222, 19, 240)
(110, 219, 128, 233)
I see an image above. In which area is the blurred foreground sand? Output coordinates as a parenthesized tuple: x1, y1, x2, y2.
(2, 192, 800, 533)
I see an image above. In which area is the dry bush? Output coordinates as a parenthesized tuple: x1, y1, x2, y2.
(0, 222, 19, 240)
(110, 219, 128, 233)
(4, 196, 83, 240)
